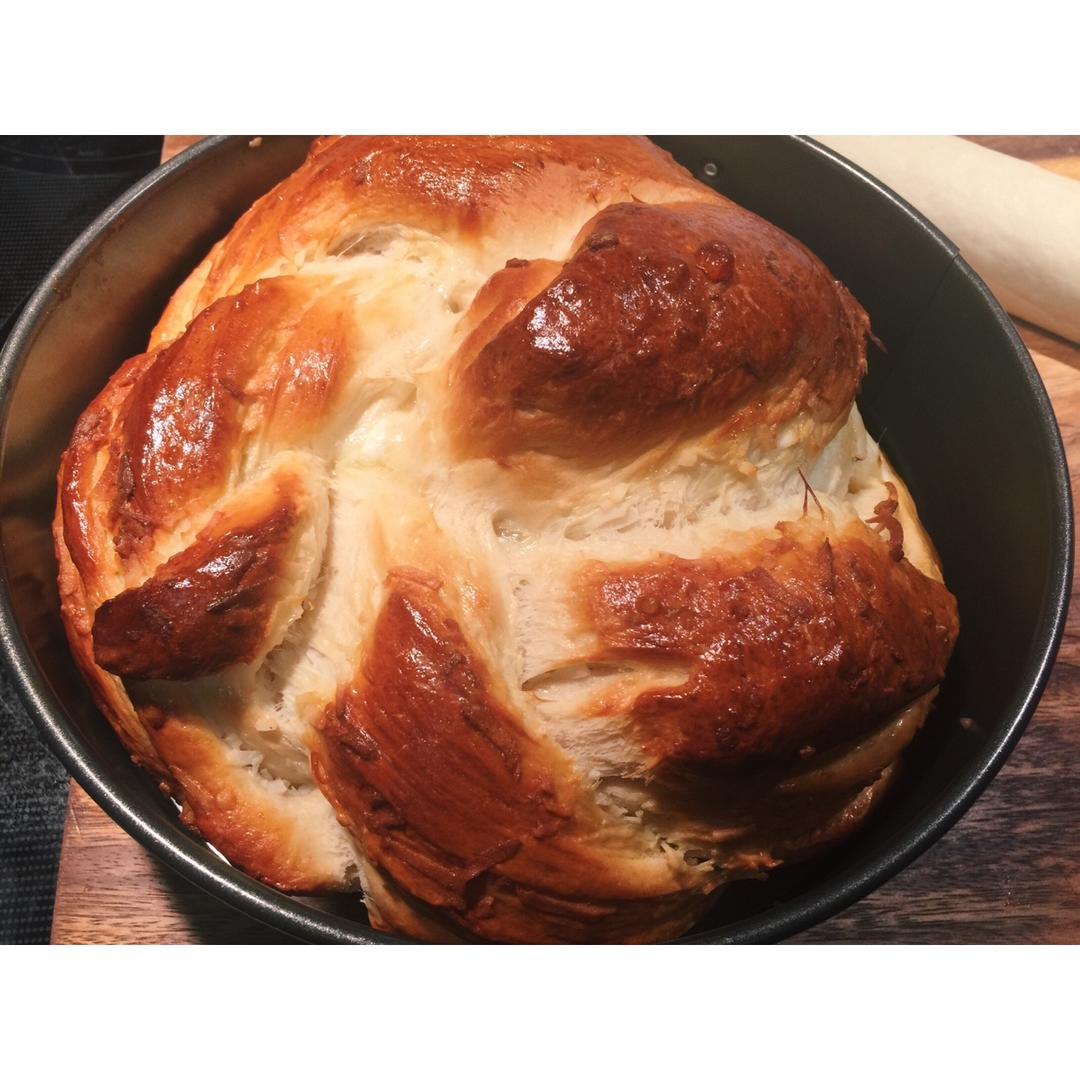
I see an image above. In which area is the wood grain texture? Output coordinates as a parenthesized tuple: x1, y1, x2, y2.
(51, 783, 293, 943)
(50, 136, 1080, 944)
(161, 135, 203, 160)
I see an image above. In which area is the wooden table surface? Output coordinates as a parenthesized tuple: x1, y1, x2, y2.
(49, 136, 1080, 944)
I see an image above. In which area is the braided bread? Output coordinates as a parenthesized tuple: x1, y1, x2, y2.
(54, 136, 958, 943)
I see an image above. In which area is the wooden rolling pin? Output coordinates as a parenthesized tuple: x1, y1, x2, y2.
(818, 136, 1080, 344)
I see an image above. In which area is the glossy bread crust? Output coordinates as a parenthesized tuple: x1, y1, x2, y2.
(150, 136, 718, 348)
(92, 471, 313, 681)
(54, 136, 958, 942)
(314, 574, 708, 943)
(584, 516, 957, 772)
(453, 200, 869, 460)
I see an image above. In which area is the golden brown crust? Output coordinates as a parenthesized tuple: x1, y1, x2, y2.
(60, 349, 161, 589)
(582, 516, 958, 772)
(54, 272, 354, 891)
(150, 136, 718, 345)
(313, 573, 706, 944)
(54, 482, 170, 778)
(143, 709, 348, 893)
(60, 275, 352, 593)
(451, 200, 869, 460)
(92, 477, 305, 681)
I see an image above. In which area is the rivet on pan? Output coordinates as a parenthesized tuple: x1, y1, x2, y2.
(702, 161, 719, 179)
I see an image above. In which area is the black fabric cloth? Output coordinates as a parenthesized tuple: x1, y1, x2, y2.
(0, 136, 163, 943)
(0, 667, 69, 943)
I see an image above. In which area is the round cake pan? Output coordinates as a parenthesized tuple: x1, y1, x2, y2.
(0, 136, 1071, 943)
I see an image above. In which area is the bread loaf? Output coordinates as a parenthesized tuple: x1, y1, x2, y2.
(54, 137, 958, 943)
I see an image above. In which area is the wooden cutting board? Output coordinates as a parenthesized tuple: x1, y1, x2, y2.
(49, 136, 1080, 944)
